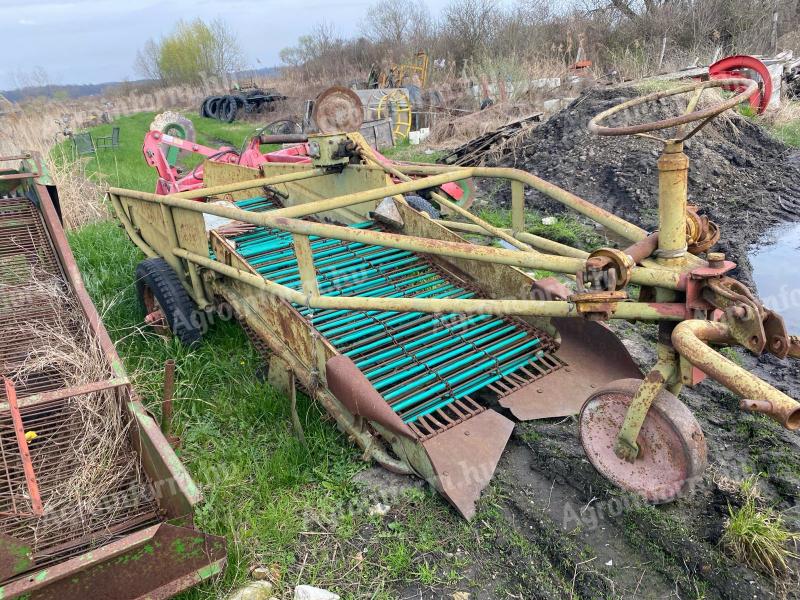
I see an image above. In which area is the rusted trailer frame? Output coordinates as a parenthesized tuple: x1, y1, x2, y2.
(109, 78, 799, 514)
(0, 154, 226, 598)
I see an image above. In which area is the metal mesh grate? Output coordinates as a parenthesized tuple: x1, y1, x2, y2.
(0, 195, 163, 575)
(226, 196, 564, 430)
(0, 391, 161, 570)
(0, 196, 80, 399)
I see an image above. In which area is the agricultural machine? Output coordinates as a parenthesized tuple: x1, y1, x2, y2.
(145, 90, 472, 204)
(111, 78, 800, 519)
(0, 154, 225, 597)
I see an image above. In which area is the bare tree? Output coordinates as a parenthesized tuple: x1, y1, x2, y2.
(362, 0, 432, 51)
(441, 0, 501, 65)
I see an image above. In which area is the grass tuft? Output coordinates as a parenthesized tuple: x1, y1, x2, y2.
(721, 477, 799, 577)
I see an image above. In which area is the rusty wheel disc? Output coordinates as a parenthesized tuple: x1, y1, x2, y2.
(142, 285, 169, 336)
(579, 378, 707, 503)
(313, 86, 364, 134)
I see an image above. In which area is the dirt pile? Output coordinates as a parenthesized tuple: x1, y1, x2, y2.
(487, 85, 800, 283)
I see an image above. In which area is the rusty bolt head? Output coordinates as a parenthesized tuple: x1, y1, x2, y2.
(707, 252, 726, 268)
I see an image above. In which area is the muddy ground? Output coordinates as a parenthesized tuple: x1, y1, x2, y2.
(379, 86, 800, 599)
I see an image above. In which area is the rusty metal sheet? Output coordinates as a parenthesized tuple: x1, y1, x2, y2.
(313, 87, 364, 134)
(500, 318, 642, 420)
(0, 533, 32, 582)
(422, 409, 514, 519)
(326, 355, 417, 440)
(1, 523, 226, 600)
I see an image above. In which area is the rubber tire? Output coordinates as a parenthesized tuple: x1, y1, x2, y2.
(404, 195, 440, 219)
(200, 97, 211, 118)
(220, 95, 238, 123)
(206, 96, 221, 119)
(135, 258, 205, 346)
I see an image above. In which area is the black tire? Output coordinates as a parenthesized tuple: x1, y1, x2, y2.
(135, 258, 205, 346)
(206, 96, 221, 119)
(404, 195, 440, 219)
(200, 97, 211, 118)
(220, 95, 238, 122)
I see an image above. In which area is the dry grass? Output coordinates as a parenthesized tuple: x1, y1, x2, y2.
(7, 271, 143, 542)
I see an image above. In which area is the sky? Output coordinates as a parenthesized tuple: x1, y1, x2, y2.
(1, 0, 464, 90)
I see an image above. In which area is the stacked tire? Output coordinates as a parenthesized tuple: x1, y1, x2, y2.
(201, 94, 241, 123)
(200, 90, 286, 123)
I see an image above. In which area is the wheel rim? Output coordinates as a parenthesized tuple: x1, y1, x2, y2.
(142, 286, 169, 336)
(579, 383, 707, 503)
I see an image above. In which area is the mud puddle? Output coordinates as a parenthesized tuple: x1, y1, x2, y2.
(750, 222, 800, 333)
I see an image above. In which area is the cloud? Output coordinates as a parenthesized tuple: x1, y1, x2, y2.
(17, 18, 36, 25)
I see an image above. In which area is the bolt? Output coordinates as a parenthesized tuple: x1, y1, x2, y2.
(707, 252, 726, 268)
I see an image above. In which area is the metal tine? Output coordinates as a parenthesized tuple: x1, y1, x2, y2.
(302, 278, 459, 325)
(363, 317, 510, 379)
(313, 280, 459, 332)
(315, 277, 455, 330)
(350, 308, 488, 366)
(339, 296, 475, 356)
(398, 345, 545, 422)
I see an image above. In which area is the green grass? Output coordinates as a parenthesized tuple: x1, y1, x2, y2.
(721, 488, 799, 577)
(476, 206, 602, 250)
(770, 119, 800, 147)
(63, 112, 477, 598)
(381, 140, 444, 163)
(54, 112, 264, 191)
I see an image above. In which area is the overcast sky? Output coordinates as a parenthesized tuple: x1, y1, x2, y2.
(1, 0, 472, 90)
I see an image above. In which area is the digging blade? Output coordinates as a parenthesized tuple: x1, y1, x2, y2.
(500, 318, 642, 420)
(422, 409, 514, 519)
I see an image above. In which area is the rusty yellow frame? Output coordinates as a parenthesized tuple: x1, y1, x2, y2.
(109, 133, 800, 466)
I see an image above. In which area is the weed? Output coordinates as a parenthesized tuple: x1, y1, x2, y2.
(719, 347, 744, 367)
(381, 140, 443, 164)
(721, 490, 799, 577)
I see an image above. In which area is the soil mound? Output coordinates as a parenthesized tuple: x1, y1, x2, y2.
(490, 85, 800, 282)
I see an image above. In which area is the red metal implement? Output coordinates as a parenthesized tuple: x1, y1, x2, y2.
(2, 378, 44, 517)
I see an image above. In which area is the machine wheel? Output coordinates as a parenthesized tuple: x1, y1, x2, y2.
(579, 378, 707, 503)
(150, 111, 196, 163)
(206, 96, 222, 119)
(404, 195, 440, 219)
(135, 258, 205, 346)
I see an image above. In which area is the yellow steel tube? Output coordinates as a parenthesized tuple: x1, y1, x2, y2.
(174, 248, 686, 321)
(672, 320, 800, 429)
(110, 187, 683, 290)
(657, 142, 689, 264)
(265, 170, 475, 219)
(170, 168, 330, 199)
(434, 219, 590, 258)
(357, 142, 534, 252)
(394, 164, 648, 242)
